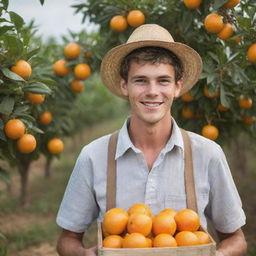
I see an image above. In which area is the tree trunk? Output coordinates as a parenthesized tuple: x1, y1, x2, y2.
(17, 159, 31, 206)
(44, 156, 52, 179)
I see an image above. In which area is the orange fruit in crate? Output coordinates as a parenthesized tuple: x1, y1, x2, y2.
(127, 213, 152, 236)
(103, 208, 128, 235)
(174, 209, 200, 232)
(175, 231, 200, 246)
(152, 212, 176, 236)
(128, 203, 152, 217)
(194, 231, 211, 244)
(146, 237, 153, 247)
(103, 235, 123, 248)
(153, 233, 177, 247)
(159, 208, 177, 218)
(123, 232, 148, 248)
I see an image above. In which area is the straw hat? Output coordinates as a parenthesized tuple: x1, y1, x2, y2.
(100, 24, 202, 99)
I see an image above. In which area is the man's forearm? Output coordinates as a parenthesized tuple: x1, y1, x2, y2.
(217, 229, 247, 256)
(57, 235, 86, 256)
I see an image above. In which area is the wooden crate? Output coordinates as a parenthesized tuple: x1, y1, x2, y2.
(97, 222, 216, 256)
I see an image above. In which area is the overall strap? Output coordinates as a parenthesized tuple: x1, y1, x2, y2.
(106, 131, 119, 211)
(106, 128, 198, 213)
(180, 128, 198, 213)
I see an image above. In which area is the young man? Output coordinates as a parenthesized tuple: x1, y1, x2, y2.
(56, 24, 247, 256)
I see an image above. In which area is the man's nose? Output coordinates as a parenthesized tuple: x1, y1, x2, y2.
(146, 81, 159, 96)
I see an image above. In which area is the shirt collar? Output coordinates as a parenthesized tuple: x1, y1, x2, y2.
(115, 117, 184, 159)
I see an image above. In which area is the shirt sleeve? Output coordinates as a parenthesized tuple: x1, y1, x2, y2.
(205, 145, 246, 233)
(56, 147, 99, 233)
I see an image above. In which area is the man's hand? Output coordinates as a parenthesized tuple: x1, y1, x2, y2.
(84, 246, 97, 256)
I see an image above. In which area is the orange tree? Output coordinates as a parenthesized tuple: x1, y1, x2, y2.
(72, 0, 256, 144)
(0, 1, 54, 204)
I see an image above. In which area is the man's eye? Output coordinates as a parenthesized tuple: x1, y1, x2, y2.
(135, 79, 146, 83)
(159, 79, 170, 84)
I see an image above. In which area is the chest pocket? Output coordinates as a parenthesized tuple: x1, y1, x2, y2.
(165, 193, 209, 213)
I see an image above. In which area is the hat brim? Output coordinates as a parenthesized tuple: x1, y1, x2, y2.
(100, 40, 202, 99)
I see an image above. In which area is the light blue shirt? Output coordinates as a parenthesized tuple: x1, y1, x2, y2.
(56, 118, 245, 234)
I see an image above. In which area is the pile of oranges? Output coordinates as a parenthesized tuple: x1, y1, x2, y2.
(102, 203, 211, 248)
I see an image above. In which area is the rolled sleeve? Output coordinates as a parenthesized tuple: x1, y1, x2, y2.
(56, 147, 99, 233)
(206, 145, 246, 233)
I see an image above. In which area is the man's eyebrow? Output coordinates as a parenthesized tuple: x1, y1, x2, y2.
(130, 75, 147, 79)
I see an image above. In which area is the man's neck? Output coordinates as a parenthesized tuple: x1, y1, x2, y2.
(128, 116, 173, 151)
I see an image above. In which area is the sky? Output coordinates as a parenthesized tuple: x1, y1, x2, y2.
(8, 0, 96, 40)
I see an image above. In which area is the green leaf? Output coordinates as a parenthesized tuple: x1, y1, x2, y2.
(2, 0, 9, 10)
(26, 47, 41, 60)
(213, 0, 228, 10)
(0, 97, 15, 115)
(1, 68, 25, 81)
(0, 25, 14, 36)
(23, 82, 52, 95)
(12, 105, 30, 116)
(220, 84, 230, 107)
(4, 35, 23, 56)
(9, 11, 24, 30)
(0, 129, 7, 141)
(39, 0, 45, 5)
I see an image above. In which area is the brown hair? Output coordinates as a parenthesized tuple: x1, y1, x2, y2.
(120, 46, 183, 84)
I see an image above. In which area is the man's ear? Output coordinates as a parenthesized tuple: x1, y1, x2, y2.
(174, 79, 183, 98)
(120, 79, 128, 97)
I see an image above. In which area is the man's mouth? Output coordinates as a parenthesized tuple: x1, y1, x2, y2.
(141, 101, 163, 107)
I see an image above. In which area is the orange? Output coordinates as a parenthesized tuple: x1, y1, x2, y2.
(174, 209, 200, 232)
(127, 213, 152, 237)
(4, 119, 25, 139)
(53, 59, 70, 76)
(175, 231, 200, 246)
(194, 231, 211, 244)
(247, 44, 256, 62)
(127, 10, 145, 27)
(128, 203, 152, 217)
(26, 93, 45, 104)
(47, 138, 64, 154)
(242, 115, 255, 125)
(71, 80, 85, 93)
(39, 111, 53, 125)
(153, 233, 177, 247)
(103, 235, 123, 248)
(217, 23, 234, 40)
(123, 232, 147, 248)
(217, 104, 229, 112)
(183, 0, 201, 9)
(203, 87, 220, 98)
(85, 50, 92, 58)
(224, 0, 240, 8)
(64, 42, 81, 59)
(160, 208, 177, 218)
(110, 15, 128, 32)
(11, 60, 32, 79)
(238, 96, 253, 109)
(74, 63, 91, 80)
(103, 208, 128, 235)
(233, 36, 241, 44)
(152, 212, 176, 236)
(146, 237, 152, 247)
(182, 107, 194, 119)
(201, 125, 219, 140)
(204, 13, 224, 33)
(181, 92, 194, 102)
(17, 134, 36, 154)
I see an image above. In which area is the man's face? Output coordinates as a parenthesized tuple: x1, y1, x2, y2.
(120, 61, 182, 125)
